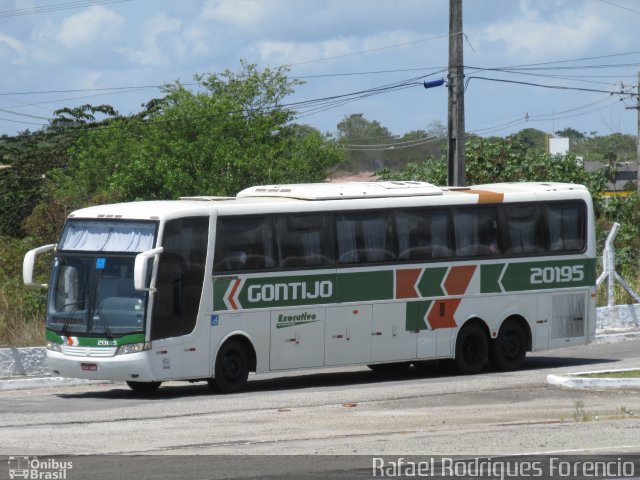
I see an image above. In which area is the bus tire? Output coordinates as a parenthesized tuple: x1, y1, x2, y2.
(126, 381, 161, 393)
(454, 323, 488, 374)
(489, 320, 527, 371)
(209, 340, 249, 394)
(366, 362, 411, 374)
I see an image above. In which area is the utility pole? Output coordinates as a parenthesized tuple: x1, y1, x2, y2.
(447, 0, 465, 186)
(637, 71, 640, 195)
(628, 72, 640, 194)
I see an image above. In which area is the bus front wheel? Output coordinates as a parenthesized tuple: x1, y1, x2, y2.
(454, 323, 488, 374)
(126, 381, 161, 393)
(489, 320, 527, 371)
(209, 340, 249, 394)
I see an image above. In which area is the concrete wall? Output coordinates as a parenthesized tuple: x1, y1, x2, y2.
(0, 346, 46, 376)
(597, 304, 640, 331)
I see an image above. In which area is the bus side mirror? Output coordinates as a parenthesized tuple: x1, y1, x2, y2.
(134, 247, 164, 292)
(23, 244, 56, 288)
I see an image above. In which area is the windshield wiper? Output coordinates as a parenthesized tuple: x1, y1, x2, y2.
(59, 300, 83, 337)
(92, 301, 113, 339)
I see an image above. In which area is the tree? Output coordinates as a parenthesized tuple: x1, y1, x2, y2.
(507, 128, 546, 152)
(555, 127, 587, 144)
(377, 136, 606, 195)
(40, 62, 342, 209)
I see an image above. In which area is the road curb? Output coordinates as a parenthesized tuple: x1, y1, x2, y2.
(547, 368, 640, 390)
(594, 331, 640, 344)
(0, 376, 111, 391)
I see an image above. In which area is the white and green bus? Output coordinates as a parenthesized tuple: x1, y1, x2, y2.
(23, 181, 596, 393)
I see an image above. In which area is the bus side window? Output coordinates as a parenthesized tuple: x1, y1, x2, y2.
(546, 202, 585, 252)
(275, 214, 335, 268)
(453, 206, 500, 257)
(395, 209, 451, 261)
(503, 204, 544, 254)
(336, 211, 395, 265)
(213, 216, 276, 273)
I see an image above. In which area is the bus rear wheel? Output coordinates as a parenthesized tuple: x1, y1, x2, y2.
(454, 323, 488, 374)
(489, 320, 527, 371)
(126, 381, 161, 393)
(209, 340, 249, 394)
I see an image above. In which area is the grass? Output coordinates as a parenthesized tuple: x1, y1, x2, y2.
(572, 401, 638, 423)
(578, 370, 640, 379)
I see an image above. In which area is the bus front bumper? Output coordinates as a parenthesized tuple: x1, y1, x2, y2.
(46, 350, 155, 382)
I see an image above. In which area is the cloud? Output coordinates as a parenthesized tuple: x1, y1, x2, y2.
(0, 32, 26, 54)
(483, 6, 611, 59)
(253, 30, 429, 67)
(119, 14, 183, 66)
(200, 0, 444, 42)
(201, 0, 271, 28)
(56, 5, 124, 48)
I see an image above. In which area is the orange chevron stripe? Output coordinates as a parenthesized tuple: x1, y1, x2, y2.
(427, 299, 460, 329)
(228, 279, 241, 310)
(444, 265, 476, 295)
(395, 269, 422, 299)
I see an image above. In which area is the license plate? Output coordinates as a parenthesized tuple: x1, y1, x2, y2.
(80, 363, 97, 371)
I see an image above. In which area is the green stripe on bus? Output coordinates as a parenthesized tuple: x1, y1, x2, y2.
(46, 330, 145, 346)
(480, 264, 504, 293)
(236, 273, 337, 309)
(416, 267, 447, 298)
(337, 270, 393, 303)
(406, 300, 432, 332)
(499, 258, 596, 292)
(213, 277, 233, 310)
(212, 258, 596, 311)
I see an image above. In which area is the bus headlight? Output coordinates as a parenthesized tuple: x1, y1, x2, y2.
(46, 341, 62, 352)
(118, 342, 152, 355)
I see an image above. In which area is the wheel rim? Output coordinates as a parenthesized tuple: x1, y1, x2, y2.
(501, 332, 522, 360)
(222, 351, 243, 383)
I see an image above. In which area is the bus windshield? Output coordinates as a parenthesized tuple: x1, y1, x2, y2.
(47, 220, 157, 337)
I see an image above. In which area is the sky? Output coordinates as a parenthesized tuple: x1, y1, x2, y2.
(0, 0, 639, 142)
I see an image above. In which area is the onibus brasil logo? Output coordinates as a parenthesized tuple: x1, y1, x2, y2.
(8, 457, 72, 479)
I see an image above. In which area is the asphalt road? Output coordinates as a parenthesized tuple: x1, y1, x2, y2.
(0, 340, 639, 478)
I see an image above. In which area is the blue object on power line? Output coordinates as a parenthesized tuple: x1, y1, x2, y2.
(423, 78, 445, 89)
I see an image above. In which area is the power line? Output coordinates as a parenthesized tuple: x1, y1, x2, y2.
(286, 33, 453, 67)
(465, 76, 631, 95)
(341, 134, 444, 149)
(598, 0, 640, 15)
(0, 0, 133, 19)
(341, 135, 447, 151)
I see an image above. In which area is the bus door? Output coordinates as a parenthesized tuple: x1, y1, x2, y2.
(149, 216, 210, 379)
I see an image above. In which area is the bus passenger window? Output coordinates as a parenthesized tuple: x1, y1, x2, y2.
(214, 216, 276, 272)
(546, 203, 585, 252)
(453, 206, 500, 257)
(336, 211, 394, 264)
(275, 214, 335, 268)
(395, 209, 451, 261)
(503, 205, 543, 254)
